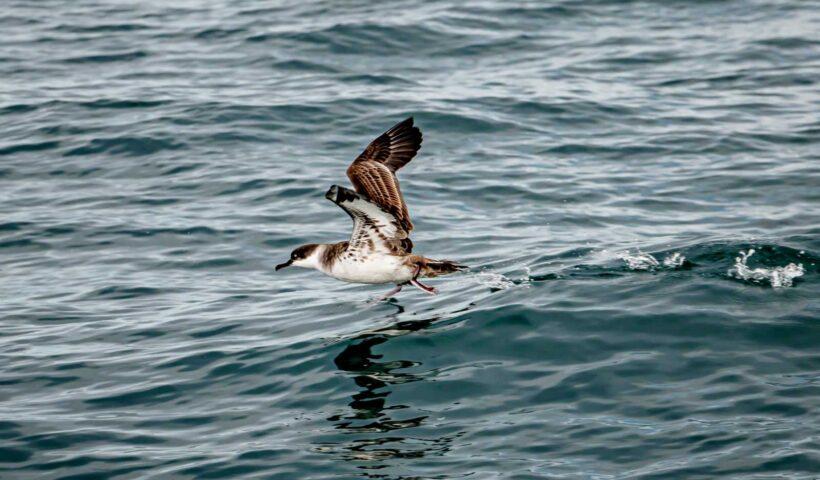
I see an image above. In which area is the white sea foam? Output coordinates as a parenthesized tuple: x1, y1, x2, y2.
(619, 250, 686, 271)
(728, 249, 804, 288)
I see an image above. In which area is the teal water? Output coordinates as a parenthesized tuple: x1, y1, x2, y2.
(1, 1, 819, 478)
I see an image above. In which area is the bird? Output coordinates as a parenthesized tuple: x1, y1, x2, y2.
(276, 117, 466, 299)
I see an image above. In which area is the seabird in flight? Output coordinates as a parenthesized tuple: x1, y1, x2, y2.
(276, 117, 466, 299)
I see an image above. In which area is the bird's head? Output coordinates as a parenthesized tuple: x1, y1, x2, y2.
(276, 244, 320, 271)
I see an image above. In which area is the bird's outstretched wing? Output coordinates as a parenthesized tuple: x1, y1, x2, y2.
(325, 185, 413, 255)
(346, 117, 422, 235)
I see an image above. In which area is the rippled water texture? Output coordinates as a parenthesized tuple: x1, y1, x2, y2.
(2, 1, 819, 478)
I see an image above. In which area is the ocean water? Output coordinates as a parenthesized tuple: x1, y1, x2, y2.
(1, 0, 819, 478)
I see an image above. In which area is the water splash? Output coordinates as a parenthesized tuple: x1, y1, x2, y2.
(663, 252, 685, 268)
(728, 249, 804, 288)
(474, 271, 516, 290)
(620, 251, 659, 270)
(619, 250, 686, 271)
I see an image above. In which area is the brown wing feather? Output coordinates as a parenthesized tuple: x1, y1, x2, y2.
(354, 117, 422, 172)
(346, 117, 422, 234)
(347, 162, 412, 233)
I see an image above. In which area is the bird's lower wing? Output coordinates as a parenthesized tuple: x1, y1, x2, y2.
(325, 184, 413, 255)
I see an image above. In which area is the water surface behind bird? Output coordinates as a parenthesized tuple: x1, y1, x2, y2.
(1, 1, 819, 478)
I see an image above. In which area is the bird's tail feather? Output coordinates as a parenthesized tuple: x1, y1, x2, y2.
(421, 258, 468, 278)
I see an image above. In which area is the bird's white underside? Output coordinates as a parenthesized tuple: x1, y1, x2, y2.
(291, 244, 415, 284)
(329, 252, 414, 284)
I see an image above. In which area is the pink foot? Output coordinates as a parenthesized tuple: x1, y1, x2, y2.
(410, 278, 438, 295)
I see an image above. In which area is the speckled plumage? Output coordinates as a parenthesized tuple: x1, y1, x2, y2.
(278, 117, 465, 296)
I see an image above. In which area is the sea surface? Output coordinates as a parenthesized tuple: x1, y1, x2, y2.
(1, 1, 819, 479)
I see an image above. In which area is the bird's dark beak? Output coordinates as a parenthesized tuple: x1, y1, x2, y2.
(275, 259, 293, 271)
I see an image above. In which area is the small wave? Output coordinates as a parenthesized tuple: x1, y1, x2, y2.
(0, 238, 50, 251)
(158, 258, 243, 270)
(619, 251, 687, 271)
(54, 23, 151, 33)
(0, 222, 29, 232)
(339, 73, 415, 86)
(194, 28, 245, 40)
(0, 140, 60, 156)
(278, 23, 460, 56)
(64, 136, 185, 157)
(728, 249, 804, 288)
(86, 286, 162, 300)
(63, 50, 148, 64)
(0, 103, 38, 115)
(78, 99, 168, 110)
(272, 59, 338, 73)
(88, 226, 229, 238)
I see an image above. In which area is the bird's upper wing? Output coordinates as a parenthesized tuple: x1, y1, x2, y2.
(325, 185, 413, 255)
(346, 117, 422, 235)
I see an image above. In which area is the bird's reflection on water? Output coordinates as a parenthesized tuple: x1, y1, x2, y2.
(318, 304, 461, 472)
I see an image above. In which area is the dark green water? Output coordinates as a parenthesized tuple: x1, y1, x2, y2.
(1, 1, 819, 478)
